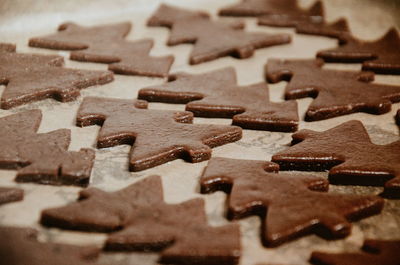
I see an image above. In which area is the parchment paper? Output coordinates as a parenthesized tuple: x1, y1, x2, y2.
(0, 1, 399, 264)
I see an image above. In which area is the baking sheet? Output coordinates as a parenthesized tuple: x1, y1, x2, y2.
(0, 0, 399, 264)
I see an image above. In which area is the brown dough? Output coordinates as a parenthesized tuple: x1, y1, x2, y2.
(219, 0, 323, 19)
(0, 44, 113, 109)
(272, 120, 400, 198)
(0, 187, 23, 205)
(139, 67, 298, 132)
(29, 22, 174, 77)
(266, 58, 400, 121)
(0, 42, 16, 52)
(76, 97, 242, 171)
(201, 157, 384, 247)
(0, 226, 103, 265)
(311, 239, 400, 265)
(0, 110, 95, 186)
(148, 4, 291, 64)
(318, 28, 400, 75)
(41, 175, 241, 265)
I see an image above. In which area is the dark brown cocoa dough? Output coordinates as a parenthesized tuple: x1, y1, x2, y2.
(147, 4, 291, 64)
(318, 28, 400, 75)
(76, 97, 242, 171)
(293, 18, 350, 40)
(220, 1, 351, 40)
(29, 22, 174, 77)
(272, 120, 400, 198)
(139, 67, 298, 132)
(219, 0, 323, 19)
(310, 239, 400, 265)
(0, 187, 23, 205)
(0, 226, 103, 265)
(41, 175, 241, 265)
(0, 45, 113, 109)
(396, 109, 400, 126)
(200, 157, 384, 247)
(0, 110, 95, 186)
(0, 42, 16, 52)
(265, 58, 400, 121)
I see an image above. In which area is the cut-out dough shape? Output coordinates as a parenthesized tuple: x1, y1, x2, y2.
(148, 4, 291, 64)
(318, 28, 400, 75)
(0, 187, 23, 205)
(266, 58, 400, 121)
(0, 110, 95, 186)
(272, 120, 400, 198)
(139, 67, 298, 132)
(0, 226, 104, 265)
(77, 97, 242, 171)
(0, 44, 113, 109)
(201, 157, 384, 247)
(311, 239, 400, 265)
(29, 22, 174, 77)
(219, 0, 323, 19)
(41, 175, 241, 265)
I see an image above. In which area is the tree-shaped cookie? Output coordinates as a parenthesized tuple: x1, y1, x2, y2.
(200, 157, 384, 247)
(0, 110, 95, 186)
(0, 44, 113, 109)
(0, 226, 104, 265)
(219, 1, 350, 40)
(29, 22, 174, 77)
(265, 58, 400, 121)
(139, 67, 298, 132)
(272, 120, 400, 198)
(147, 4, 291, 64)
(0, 187, 23, 205)
(311, 239, 400, 265)
(41, 175, 241, 265)
(77, 97, 242, 171)
(318, 28, 400, 75)
(219, 0, 323, 19)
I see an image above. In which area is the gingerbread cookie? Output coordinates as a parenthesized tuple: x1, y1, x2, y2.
(318, 28, 400, 75)
(0, 45, 113, 109)
(42, 175, 241, 265)
(0, 187, 23, 205)
(265, 58, 400, 121)
(148, 4, 291, 64)
(311, 239, 400, 265)
(0, 110, 95, 186)
(77, 97, 242, 171)
(0, 226, 103, 265)
(201, 157, 384, 247)
(139, 67, 298, 132)
(272, 120, 400, 198)
(29, 22, 174, 77)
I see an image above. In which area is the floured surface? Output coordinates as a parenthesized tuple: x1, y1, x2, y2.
(0, 0, 399, 264)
